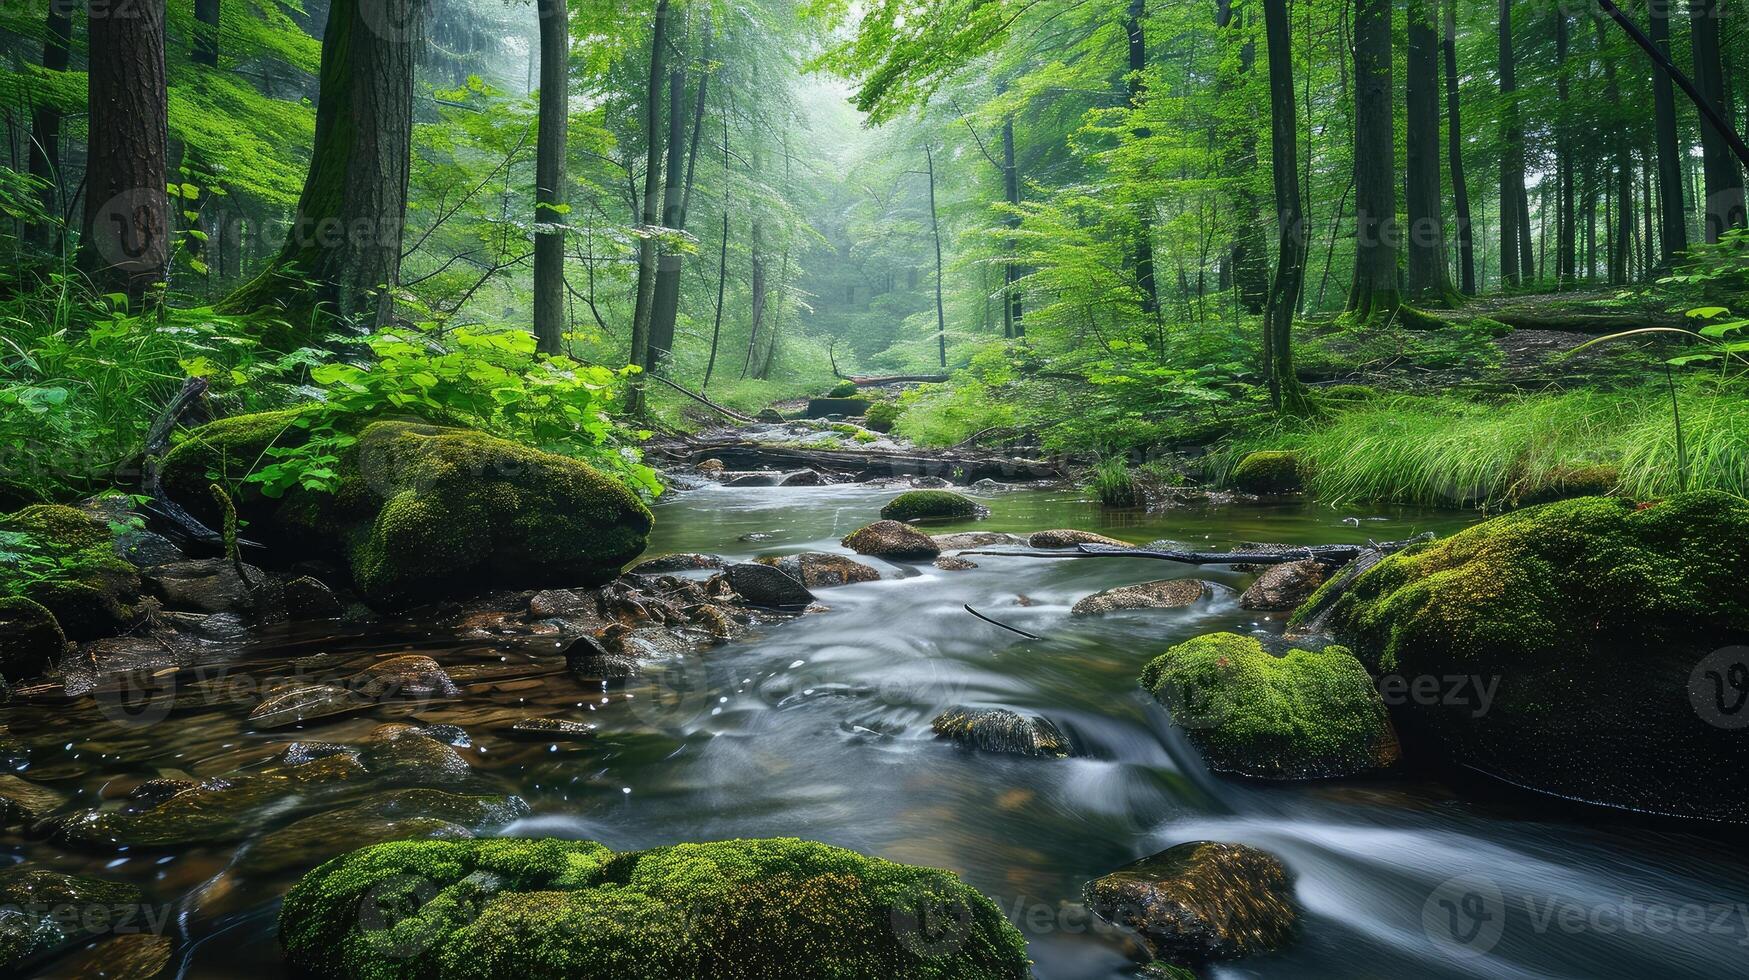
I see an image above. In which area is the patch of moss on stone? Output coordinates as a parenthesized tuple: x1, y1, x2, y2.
(1229, 451, 1303, 494)
(880, 490, 987, 522)
(1140, 632, 1398, 779)
(280, 837, 1031, 980)
(0, 505, 138, 641)
(1325, 491, 1749, 820)
(160, 407, 312, 521)
(1507, 464, 1620, 508)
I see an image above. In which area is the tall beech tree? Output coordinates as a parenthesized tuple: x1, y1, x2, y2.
(1404, 0, 1452, 304)
(1124, 0, 1159, 316)
(533, 0, 570, 355)
(1347, 0, 1398, 318)
(80, 0, 170, 303)
(628, 0, 671, 411)
(1261, 0, 1308, 413)
(650, 17, 713, 369)
(226, 0, 425, 331)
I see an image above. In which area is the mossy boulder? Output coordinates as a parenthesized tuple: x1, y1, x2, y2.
(159, 407, 311, 517)
(1140, 633, 1399, 779)
(1324, 492, 1749, 820)
(0, 596, 66, 680)
(880, 490, 988, 522)
(865, 401, 902, 433)
(0, 505, 139, 642)
(279, 837, 1030, 980)
(842, 520, 941, 561)
(1086, 841, 1296, 966)
(1507, 464, 1620, 508)
(1229, 451, 1303, 494)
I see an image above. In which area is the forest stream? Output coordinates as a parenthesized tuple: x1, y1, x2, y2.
(5, 485, 1748, 979)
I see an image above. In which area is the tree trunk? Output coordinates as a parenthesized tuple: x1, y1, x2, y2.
(1002, 109, 1023, 338)
(925, 145, 947, 369)
(1262, 0, 1309, 414)
(223, 0, 422, 332)
(1405, 0, 1451, 304)
(628, 0, 671, 412)
(1497, 0, 1525, 287)
(703, 101, 730, 392)
(1648, 0, 1687, 262)
(25, 3, 72, 252)
(650, 17, 711, 368)
(1348, 0, 1399, 318)
(533, 0, 570, 355)
(1126, 0, 1160, 316)
(79, 0, 170, 305)
(1555, 9, 1576, 284)
(1441, 0, 1474, 295)
(1216, 0, 1268, 314)
(1690, 0, 1747, 241)
(193, 0, 220, 67)
(1593, 13, 1633, 285)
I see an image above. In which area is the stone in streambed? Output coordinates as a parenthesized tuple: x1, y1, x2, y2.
(1239, 559, 1327, 611)
(754, 552, 880, 588)
(1140, 632, 1398, 779)
(497, 718, 596, 741)
(278, 837, 1030, 980)
(0, 868, 144, 973)
(724, 562, 816, 608)
(284, 575, 345, 618)
(144, 558, 261, 614)
(235, 788, 528, 875)
(249, 683, 369, 729)
(1028, 529, 1132, 549)
(934, 556, 977, 571)
(0, 773, 66, 825)
(1072, 579, 1222, 616)
(629, 553, 726, 574)
(353, 654, 459, 700)
(1086, 841, 1297, 965)
(932, 706, 1070, 758)
(931, 531, 1027, 550)
(880, 489, 988, 522)
(841, 520, 940, 561)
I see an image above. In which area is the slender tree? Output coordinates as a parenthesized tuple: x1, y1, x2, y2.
(1554, 8, 1576, 284)
(1405, 0, 1453, 303)
(925, 145, 947, 369)
(1690, 0, 1746, 240)
(1498, 0, 1526, 287)
(193, 0, 220, 67)
(25, 3, 73, 252)
(225, 0, 425, 331)
(650, 17, 713, 367)
(628, 0, 671, 411)
(1648, 0, 1687, 262)
(1441, 0, 1475, 294)
(1347, 0, 1399, 317)
(1001, 102, 1023, 338)
(1125, 0, 1160, 316)
(80, 0, 170, 304)
(533, 0, 570, 355)
(1262, 0, 1309, 413)
(703, 96, 730, 392)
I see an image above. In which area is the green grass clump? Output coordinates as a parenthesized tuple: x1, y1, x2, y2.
(280, 837, 1031, 980)
(827, 380, 860, 398)
(864, 400, 902, 433)
(1225, 385, 1749, 507)
(1089, 458, 1144, 507)
(1139, 632, 1398, 779)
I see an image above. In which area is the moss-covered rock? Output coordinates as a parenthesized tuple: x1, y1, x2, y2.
(753, 552, 881, 588)
(1324, 492, 1749, 820)
(0, 505, 139, 642)
(865, 401, 902, 433)
(880, 490, 988, 522)
(1228, 451, 1303, 494)
(159, 407, 311, 519)
(1507, 464, 1620, 507)
(0, 596, 66, 680)
(1027, 529, 1131, 549)
(0, 868, 144, 972)
(1086, 841, 1296, 965)
(279, 837, 1030, 980)
(1140, 633, 1399, 779)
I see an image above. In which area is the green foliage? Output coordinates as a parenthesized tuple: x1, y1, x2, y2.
(863, 399, 903, 432)
(1089, 458, 1144, 507)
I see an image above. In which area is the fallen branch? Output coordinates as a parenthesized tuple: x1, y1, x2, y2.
(140, 377, 226, 547)
(1292, 547, 1388, 633)
(1488, 307, 1683, 334)
(645, 373, 756, 423)
(846, 374, 951, 385)
(963, 604, 1041, 639)
(956, 533, 1435, 566)
(652, 439, 1066, 483)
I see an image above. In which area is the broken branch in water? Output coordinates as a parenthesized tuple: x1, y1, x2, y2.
(955, 533, 1436, 566)
(963, 604, 1041, 639)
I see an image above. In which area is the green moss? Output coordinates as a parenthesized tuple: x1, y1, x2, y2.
(1325, 491, 1749, 820)
(281, 837, 1031, 980)
(879, 490, 986, 522)
(160, 407, 311, 521)
(827, 381, 860, 398)
(0, 596, 64, 680)
(1229, 451, 1303, 494)
(335, 421, 653, 602)
(0, 505, 138, 640)
(865, 401, 902, 433)
(1139, 633, 1398, 779)
(1507, 464, 1620, 508)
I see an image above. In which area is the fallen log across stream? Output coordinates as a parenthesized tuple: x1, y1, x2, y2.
(651, 439, 1069, 483)
(956, 533, 1436, 566)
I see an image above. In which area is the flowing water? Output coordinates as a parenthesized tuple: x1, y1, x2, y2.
(5, 485, 1748, 979)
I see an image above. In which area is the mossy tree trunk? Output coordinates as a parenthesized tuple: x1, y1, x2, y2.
(1346, 0, 1399, 320)
(1262, 0, 1309, 415)
(1405, 0, 1454, 306)
(25, 3, 72, 254)
(79, 0, 169, 306)
(533, 0, 569, 355)
(223, 0, 423, 333)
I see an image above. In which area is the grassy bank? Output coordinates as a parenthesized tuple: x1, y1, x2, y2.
(1220, 384, 1749, 506)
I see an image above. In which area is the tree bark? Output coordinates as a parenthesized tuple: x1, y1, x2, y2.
(1347, 0, 1399, 318)
(533, 0, 570, 355)
(703, 101, 730, 392)
(25, 3, 72, 253)
(1405, 0, 1452, 303)
(1690, 0, 1747, 241)
(1648, 0, 1687, 262)
(925, 145, 947, 369)
(1262, 0, 1309, 414)
(1216, 0, 1269, 314)
(1002, 108, 1023, 338)
(1126, 0, 1160, 316)
(1594, 13, 1633, 285)
(1497, 0, 1526, 287)
(1441, 0, 1474, 294)
(628, 0, 670, 412)
(650, 17, 711, 368)
(1554, 8, 1577, 284)
(223, 0, 423, 332)
(79, 0, 170, 305)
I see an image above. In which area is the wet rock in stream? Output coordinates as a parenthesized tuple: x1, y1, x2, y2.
(0, 773, 67, 824)
(1071, 579, 1225, 616)
(1238, 558, 1328, 610)
(0, 868, 145, 973)
(753, 551, 881, 588)
(234, 788, 528, 875)
(1029, 528, 1134, 549)
(841, 520, 940, 560)
(1086, 841, 1298, 966)
(496, 717, 597, 741)
(724, 562, 818, 608)
(932, 706, 1071, 758)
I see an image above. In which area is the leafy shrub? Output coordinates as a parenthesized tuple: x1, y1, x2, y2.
(863, 400, 901, 432)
